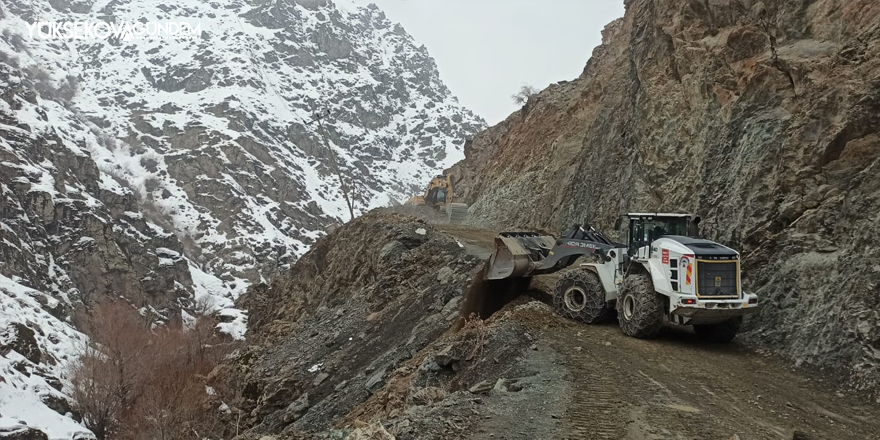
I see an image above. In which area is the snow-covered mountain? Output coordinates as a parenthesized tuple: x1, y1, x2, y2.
(0, 0, 483, 436)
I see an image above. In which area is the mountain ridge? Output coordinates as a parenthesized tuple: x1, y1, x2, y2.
(0, 0, 482, 436)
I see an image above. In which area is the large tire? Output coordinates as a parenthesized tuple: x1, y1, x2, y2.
(553, 270, 614, 324)
(617, 272, 664, 338)
(447, 203, 468, 224)
(694, 317, 743, 343)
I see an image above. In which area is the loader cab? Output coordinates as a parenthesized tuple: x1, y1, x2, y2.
(433, 188, 448, 204)
(424, 175, 450, 207)
(614, 213, 701, 259)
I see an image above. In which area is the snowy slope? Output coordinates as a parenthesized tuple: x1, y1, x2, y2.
(0, 0, 483, 437)
(3, 0, 483, 285)
(0, 275, 91, 440)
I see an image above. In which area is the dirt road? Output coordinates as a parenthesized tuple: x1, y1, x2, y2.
(460, 295, 880, 440)
(545, 316, 878, 440)
(432, 223, 880, 440)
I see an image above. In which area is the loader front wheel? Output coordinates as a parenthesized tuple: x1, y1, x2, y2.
(694, 317, 743, 343)
(617, 272, 664, 338)
(553, 270, 614, 324)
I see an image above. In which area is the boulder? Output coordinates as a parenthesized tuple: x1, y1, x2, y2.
(2, 323, 41, 364)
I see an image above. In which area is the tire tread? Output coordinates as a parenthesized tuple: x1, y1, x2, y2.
(617, 272, 664, 338)
(553, 270, 614, 324)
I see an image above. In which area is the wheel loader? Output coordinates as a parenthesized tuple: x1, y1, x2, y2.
(485, 213, 759, 341)
(405, 174, 469, 224)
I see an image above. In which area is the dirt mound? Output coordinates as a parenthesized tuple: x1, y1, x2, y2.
(339, 294, 880, 440)
(339, 299, 562, 440)
(213, 213, 488, 437)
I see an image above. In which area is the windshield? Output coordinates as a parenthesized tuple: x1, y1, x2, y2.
(630, 216, 691, 246)
(643, 218, 688, 238)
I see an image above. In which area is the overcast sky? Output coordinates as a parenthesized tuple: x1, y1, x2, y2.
(355, 0, 626, 125)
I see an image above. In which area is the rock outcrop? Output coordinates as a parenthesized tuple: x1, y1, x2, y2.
(0, 62, 195, 311)
(449, 0, 880, 395)
(216, 213, 483, 436)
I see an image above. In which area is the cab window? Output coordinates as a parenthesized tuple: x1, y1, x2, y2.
(644, 218, 688, 242)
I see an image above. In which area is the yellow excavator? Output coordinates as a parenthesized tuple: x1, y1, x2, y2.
(405, 174, 469, 223)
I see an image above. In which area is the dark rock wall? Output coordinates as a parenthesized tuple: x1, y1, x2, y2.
(450, 0, 880, 395)
(0, 63, 193, 313)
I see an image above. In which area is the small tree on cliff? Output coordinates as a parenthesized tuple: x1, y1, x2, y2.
(511, 84, 538, 105)
(70, 302, 154, 439)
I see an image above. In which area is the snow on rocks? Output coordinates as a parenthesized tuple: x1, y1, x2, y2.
(0, 0, 482, 436)
(0, 275, 93, 440)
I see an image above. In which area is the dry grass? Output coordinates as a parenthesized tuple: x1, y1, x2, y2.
(459, 313, 489, 362)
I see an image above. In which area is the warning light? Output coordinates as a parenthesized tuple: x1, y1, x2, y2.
(748, 297, 758, 304)
(682, 298, 697, 305)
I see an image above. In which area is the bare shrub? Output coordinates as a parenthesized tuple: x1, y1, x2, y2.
(8, 32, 28, 54)
(0, 50, 19, 68)
(143, 176, 161, 193)
(511, 84, 538, 105)
(70, 302, 235, 440)
(192, 295, 216, 316)
(459, 314, 489, 361)
(57, 75, 80, 103)
(139, 197, 176, 233)
(120, 317, 228, 440)
(24, 65, 56, 98)
(70, 302, 155, 440)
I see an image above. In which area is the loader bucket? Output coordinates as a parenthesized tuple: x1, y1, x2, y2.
(484, 233, 556, 280)
(458, 263, 533, 328)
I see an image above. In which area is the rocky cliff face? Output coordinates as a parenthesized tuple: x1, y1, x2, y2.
(0, 0, 481, 435)
(216, 213, 484, 437)
(450, 0, 880, 396)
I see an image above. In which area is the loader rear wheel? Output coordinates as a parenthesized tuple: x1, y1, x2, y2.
(553, 270, 614, 324)
(617, 272, 664, 338)
(447, 203, 468, 224)
(694, 317, 743, 343)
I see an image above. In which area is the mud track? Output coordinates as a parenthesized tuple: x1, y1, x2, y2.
(436, 224, 880, 440)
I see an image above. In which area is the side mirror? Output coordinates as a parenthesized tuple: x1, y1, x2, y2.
(693, 216, 701, 225)
(613, 217, 622, 230)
